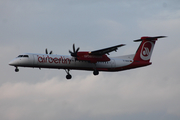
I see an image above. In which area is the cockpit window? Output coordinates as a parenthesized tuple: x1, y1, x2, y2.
(17, 55, 29, 58)
(23, 55, 29, 57)
(17, 55, 23, 57)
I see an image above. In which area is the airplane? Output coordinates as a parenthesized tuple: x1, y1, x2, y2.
(9, 36, 166, 79)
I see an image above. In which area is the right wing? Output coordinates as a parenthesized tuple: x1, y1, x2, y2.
(89, 44, 125, 56)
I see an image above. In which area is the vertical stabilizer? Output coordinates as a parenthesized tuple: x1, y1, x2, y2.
(133, 36, 166, 62)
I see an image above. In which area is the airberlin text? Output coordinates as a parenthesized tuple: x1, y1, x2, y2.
(37, 55, 71, 64)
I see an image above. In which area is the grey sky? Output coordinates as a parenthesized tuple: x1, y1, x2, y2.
(1, 0, 180, 120)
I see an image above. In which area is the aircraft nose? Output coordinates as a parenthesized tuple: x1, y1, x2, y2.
(9, 60, 15, 66)
(9, 59, 18, 66)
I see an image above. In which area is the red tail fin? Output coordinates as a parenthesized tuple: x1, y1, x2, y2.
(133, 36, 166, 62)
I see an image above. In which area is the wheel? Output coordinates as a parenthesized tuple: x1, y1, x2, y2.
(66, 74, 72, 79)
(93, 70, 99, 75)
(15, 67, 19, 72)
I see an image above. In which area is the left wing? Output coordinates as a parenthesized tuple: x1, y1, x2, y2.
(89, 44, 125, 56)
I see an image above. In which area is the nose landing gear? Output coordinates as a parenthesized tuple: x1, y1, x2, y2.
(15, 67, 19, 72)
(65, 69, 72, 80)
(66, 74, 72, 79)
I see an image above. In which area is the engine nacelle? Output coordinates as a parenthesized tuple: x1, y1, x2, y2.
(76, 52, 110, 63)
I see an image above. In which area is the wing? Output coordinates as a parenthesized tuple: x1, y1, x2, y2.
(89, 44, 125, 56)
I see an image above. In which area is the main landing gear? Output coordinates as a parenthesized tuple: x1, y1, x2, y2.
(15, 67, 19, 72)
(65, 69, 72, 80)
(93, 70, 99, 75)
(93, 63, 99, 76)
(64, 69, 99, 79)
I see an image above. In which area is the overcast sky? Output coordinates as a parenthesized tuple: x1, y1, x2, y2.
(1, 0, 180, 120)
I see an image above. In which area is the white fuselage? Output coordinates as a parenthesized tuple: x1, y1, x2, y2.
(9, 53, 133, 71)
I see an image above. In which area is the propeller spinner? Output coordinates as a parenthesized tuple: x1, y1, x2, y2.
(69, 44, 80, 57)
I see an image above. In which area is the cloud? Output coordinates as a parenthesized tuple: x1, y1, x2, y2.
(1, 61, 180, 120)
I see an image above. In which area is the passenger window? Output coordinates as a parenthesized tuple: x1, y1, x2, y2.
(23, 55, 29, 57)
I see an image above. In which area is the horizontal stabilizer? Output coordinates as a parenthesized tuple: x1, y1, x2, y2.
(134, 36, 167, 42)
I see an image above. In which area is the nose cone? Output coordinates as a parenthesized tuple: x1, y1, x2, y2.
(9, 59, 19, 66)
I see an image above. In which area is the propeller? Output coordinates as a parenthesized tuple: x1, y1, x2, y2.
(134, 36, 167, 42)
(69, 44, 80, 57)
(45, 48, 53, 54)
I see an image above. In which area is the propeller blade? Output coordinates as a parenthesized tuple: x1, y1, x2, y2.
(69, 44, 80, 57)
(73, 44, 76, 53)
(45, 48, 53, 54)
(69, 50, 73, 54)
(76, 47, 80, 53)
(45, 48, 48, 54)
(49, 51, 53, 54)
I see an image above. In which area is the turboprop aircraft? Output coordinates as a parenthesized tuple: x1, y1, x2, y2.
(9, 36, 166, 79)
